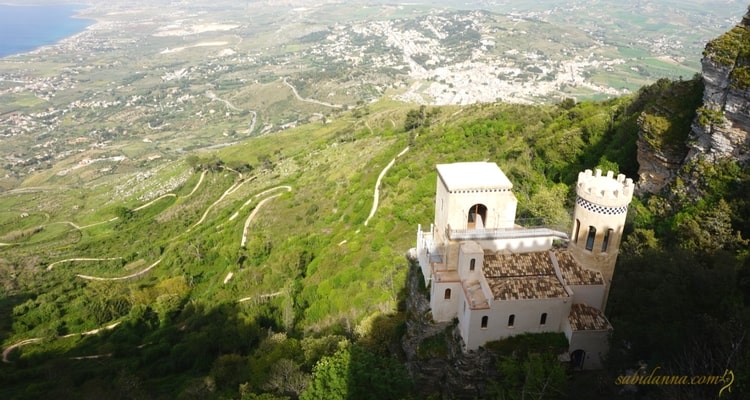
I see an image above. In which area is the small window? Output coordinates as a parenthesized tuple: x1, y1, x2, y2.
(444, 288, 451, 300)
(469, 258, 476, 271)
(602, 228, 613, 252)
(481, 316, 488, 329)
(540, 312, 547, 325)
(508, 314, 515, 327)
(585, 226, 596, 251)
(574, 219, 580, 244)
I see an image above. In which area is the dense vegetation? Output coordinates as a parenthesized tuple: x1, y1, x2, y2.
(0, 73, 748, 399)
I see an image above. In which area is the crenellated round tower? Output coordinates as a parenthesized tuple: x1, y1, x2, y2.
(568, 169, 634, 310)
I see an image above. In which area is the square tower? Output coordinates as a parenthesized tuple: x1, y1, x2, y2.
(433, 162, 518, 267)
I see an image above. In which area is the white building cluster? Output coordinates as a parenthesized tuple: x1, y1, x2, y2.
(414, 162, 633, 369)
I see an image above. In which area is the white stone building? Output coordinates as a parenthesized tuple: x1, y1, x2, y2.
(414, 162, 633, 369)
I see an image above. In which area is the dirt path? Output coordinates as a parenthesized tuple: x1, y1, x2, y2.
(238, 290, 283, 303)
(184, 170, 207, 198)
(248, 110, 257, 135)
(282, 77, 342, 109)
(240, 187, 291, 247)
(77, 218, 119, 230)
(47, 257, 123, 271)
(44, 170, 201, 237)
(76, 259, 162, 281)
(206, 90, 242, 111)
(2, 338, 42, 363)
(2, 322, 121, 363)
(229, 185, 291, 221)
(364, 145, 410, 226)
(188, 175, 254, 231)
(132, 193, 176, 211)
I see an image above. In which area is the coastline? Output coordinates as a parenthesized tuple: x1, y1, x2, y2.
(0, 3, 97, 59)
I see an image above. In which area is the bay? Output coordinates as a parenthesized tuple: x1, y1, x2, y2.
(0, 4, 93, 58)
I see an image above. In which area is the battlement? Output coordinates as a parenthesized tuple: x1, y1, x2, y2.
(576, 169, 634, 208)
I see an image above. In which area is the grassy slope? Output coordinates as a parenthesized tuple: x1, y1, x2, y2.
(0, 83, 700, 397)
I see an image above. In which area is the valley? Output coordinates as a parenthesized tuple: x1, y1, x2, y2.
(0, 1, 744, 190)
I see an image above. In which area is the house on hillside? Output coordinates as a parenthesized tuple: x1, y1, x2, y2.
(413, 162, 633, 369)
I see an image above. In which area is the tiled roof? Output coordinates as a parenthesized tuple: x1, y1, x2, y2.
(484, 251, 555, 277)
(487, 276, 569, 300)
(568, 303, 612, 331)
(483, 251, 568, 300)
(553, 250, 604, 286)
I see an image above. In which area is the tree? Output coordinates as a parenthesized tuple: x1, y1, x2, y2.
(490, 353, 567, 400)
(186, 154, 200, 169)
(404, 106, 426, 131)
(262, 358, 310, 397)
(559, 97, 576, 110)
(210, 354, 250, 391)
(675, 200, 748, 254)
(301, 344, 412, 400)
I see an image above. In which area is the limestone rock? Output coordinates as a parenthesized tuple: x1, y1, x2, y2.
(687, 8, 750, 163)
(636, 124, 686, 194)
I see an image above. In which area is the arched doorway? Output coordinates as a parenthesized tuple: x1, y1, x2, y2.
(571, 349, 586, 369)
(468, 204, 488, 229)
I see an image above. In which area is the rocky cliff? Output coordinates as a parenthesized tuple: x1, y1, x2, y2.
(401, 259, 497, 399)
(634, 79, 703, 194)
(636, 7, 750, 194)
(687, 8, 750, 163)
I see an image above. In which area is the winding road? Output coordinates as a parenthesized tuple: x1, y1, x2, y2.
(240, 186, 292, 247)
(364, 145, 411, 226)
(205, 91, 257, 136)
(76, 259, 162, 281)
(3, 322, 121, 363)
(47, 257, 123, 271)
(282, 77, 343, 109)
(188, 173, 256, 231)
(238, 290, 283, 303)
(6, 171, 295, 362)
(133, 193, 177, 211)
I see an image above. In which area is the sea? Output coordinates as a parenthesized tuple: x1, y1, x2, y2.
(0, 4, 93, 58)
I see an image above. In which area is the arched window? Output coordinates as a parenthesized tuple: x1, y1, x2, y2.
(540, 312, 547, 325)
(444, 288, 452, 300)
(481, 316, 488, 329)
(467, 204, 488, 229)
(585, 226, 596, 251)
(469, 258, 476, 271)
(508, 314, 515, 327)
(602, 228, 613, 252)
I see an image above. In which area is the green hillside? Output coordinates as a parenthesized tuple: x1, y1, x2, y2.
(0, 76, 748, 399)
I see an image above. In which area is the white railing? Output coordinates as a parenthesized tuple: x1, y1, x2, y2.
(446, 224, 569, 241)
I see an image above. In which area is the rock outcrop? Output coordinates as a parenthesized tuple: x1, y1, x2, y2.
(687, 8, 750, 163)
(401, 258, 497, 399)
(634, 78, 704, 194)
(636, 8, 750, 194)
(636, 112, 691, 194)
